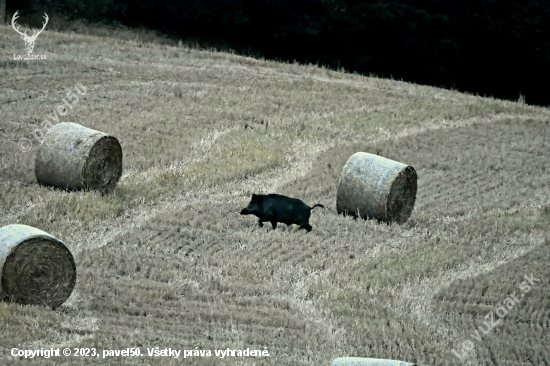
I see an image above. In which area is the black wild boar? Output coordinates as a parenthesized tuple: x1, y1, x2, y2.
(240, 194, 324, 232)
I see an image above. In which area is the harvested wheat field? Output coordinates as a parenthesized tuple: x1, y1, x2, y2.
(0, 22, 549, 366)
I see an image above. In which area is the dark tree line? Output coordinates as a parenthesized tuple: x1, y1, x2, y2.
(5, 0, 550, 107)
(0, 0, 6, 24)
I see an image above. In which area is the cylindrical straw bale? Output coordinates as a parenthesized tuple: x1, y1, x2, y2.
(332, 357, 417, 366)
(35, 122, 122, 193)
(0, 224, 76, 308)
(337, 152, 417, 223)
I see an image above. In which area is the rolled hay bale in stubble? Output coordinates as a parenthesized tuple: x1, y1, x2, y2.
(35, 122, 122, 193)
(336, 152, 417, 224)
(0, 224, 76, 309)
(331, 357, 418, 366)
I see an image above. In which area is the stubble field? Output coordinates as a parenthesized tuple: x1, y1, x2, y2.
(0, 22, 549, 366)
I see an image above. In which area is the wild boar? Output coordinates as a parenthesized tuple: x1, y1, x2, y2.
(240, 193, 324, 232)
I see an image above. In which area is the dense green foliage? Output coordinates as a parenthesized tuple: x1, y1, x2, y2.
(6, 0, 550, 106)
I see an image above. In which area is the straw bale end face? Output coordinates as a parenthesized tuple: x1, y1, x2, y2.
(336, 152, 417, 224)
(0, 224, 76, 309)
(35, 122, 123, 193)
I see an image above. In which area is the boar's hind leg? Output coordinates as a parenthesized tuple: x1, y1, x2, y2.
(300, 223, 312, 232)
(271, 221, 277, 229)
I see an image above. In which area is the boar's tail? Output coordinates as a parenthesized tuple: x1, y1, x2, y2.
(311, 204, 324, 210)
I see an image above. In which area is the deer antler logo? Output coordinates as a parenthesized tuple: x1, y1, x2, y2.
(12, 11, 49, 54)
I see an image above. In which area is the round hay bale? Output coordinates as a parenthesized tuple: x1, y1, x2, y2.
(336, 152, 417, 223)
(331, 357, 417, 366)
(0, 224, 76, 309)
(35, 122, 122, 193)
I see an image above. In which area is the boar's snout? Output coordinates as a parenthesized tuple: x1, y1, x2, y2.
(240, 208, 249, 215)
